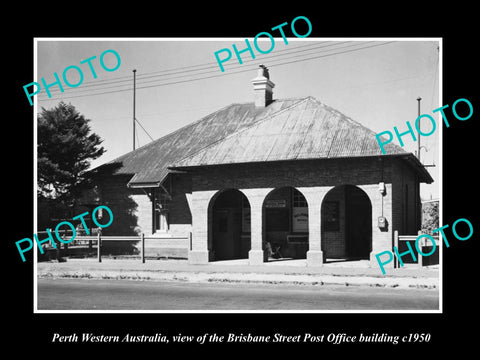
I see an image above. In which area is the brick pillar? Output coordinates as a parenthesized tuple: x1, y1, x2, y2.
(188, 189, 218, 264)
(298, 186, 332, 267)
(242, 188, 274, 265)
(359, 183, 393, 268)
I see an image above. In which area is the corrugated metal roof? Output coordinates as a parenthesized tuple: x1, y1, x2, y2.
(172, 97, 406, 167)
(98, 98, 307, 186)
(96, 96, 431, 186)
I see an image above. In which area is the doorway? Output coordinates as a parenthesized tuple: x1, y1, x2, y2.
(211, 189, 250, 261)
(263, 187, 309, 260)
(321, 185, 372, 260)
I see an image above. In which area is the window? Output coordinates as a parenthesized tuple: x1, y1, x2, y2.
(293, 189, 308, 207)
(154, 193, 169, 232)
(155, 211, 169, 231)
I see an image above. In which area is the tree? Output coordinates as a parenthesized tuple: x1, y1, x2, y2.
(421, 200, 439, 234)
(37, 102, 105, 210)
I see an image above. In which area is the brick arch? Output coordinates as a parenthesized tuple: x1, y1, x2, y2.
(321, 184, 372, 261)
(207, 188, 250, 212)
(262, 186, 310, 260)
(207, 188, 251, 261)
(262, 186, 309, 207)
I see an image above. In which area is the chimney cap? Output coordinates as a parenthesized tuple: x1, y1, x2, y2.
(257, 64, 269, 79)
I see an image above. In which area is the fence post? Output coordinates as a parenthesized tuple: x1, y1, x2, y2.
(55, 243, 61, 261)
(393, 230, 398, 268)
(141, 233, 145, 263)
(417, 230, 423, 268)
(63, 229, 69, 252)
(97, 232, 102, 263)
(55, 229, 65, 261)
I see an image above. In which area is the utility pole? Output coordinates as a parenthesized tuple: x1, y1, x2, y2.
(133, 69, 137, 151)
(417, 96, 421, 162)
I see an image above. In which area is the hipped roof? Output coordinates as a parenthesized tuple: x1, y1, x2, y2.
(99, 96, 433, 187)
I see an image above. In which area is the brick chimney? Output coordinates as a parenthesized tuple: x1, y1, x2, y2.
(251, 64, 275, 107)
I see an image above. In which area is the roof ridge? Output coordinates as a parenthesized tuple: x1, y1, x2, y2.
(172, 97, 312, 167)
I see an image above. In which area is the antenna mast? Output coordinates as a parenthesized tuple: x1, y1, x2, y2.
(133, 69, 137, 151)
(417, 97, 421, 162)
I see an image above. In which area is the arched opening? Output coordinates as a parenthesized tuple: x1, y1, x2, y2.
(321, 185, 372, 261)
(263, 187, 309, 260)
(210, 189, 251, 261)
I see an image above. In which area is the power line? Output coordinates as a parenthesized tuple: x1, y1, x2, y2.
(38, 41, 380, 98)
(41, 43, 372, 100)
(38, 42, 330, 93)
(135, 41, 357, 79)
(269, 41, 393, 69)
(38, 41, 394, 102)
(135, 41, 334, 77)
(40, 41, 353, 95)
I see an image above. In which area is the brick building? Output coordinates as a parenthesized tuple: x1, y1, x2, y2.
(84, 65, 433, 268)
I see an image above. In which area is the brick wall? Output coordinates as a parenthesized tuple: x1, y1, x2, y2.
(87, 156, 421, 265)
(167, 173, 192, 236)
(189, 157, 398, 264)
(191, 158, 389, 191)
(131, 193, 152, 234)
(391, 159, 421, 237)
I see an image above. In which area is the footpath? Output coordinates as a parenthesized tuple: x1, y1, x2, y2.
(37, 258, 439, 289)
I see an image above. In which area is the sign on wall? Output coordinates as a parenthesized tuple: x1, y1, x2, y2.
(265, 200, 286, 208)
(293, 207, 308, 232)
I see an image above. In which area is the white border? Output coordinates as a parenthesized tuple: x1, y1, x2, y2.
(33, 37, 442, 314)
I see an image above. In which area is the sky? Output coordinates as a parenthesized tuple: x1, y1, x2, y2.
(35, 38, 440, 200)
